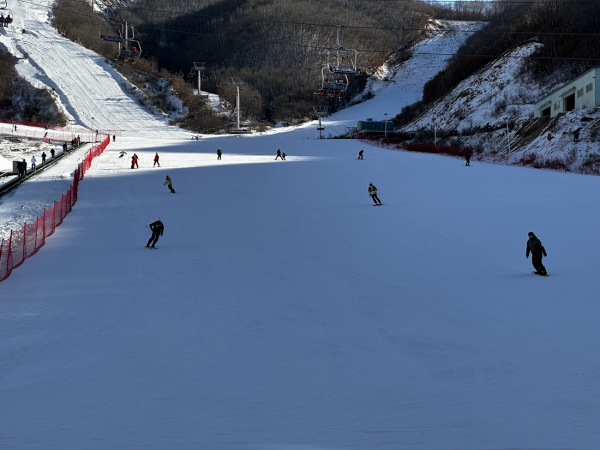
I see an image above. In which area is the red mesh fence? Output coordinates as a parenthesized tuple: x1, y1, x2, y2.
(357, 134, 473, 158)
(0, 135, 110, 282)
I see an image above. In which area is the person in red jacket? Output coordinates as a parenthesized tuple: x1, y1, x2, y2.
(153, 153, 160, 167)
(358, 150, 364, 160)
(368, 182, 382, 205)
(131, 154, 139, 169)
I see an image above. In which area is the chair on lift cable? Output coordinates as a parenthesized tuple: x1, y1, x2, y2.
(0, 10, 13, 27)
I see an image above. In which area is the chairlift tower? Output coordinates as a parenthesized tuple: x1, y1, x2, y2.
(231, 77, 244, 130)
(314, 106, 328, 139)
(191, 62, 208, 97)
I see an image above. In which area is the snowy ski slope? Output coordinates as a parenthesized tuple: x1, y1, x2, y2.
(0, 9, 599, 450)
(0, 0, 187, 138)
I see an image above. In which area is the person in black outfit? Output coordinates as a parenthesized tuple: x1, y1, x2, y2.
(113, 135, 116, 142)
(16, 160, 23, 178)
(41, 152, 46, 165)
(465, 151, 471, 166)
(275, 149, 282, 160)
(146, 218, 164, 248)
(51, 148, 55, 158)
(217, 148, 222, 160)
(526, 232, 548, 275)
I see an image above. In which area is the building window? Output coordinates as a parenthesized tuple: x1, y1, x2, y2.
(586, 82, 593, 93)
(554, 101, 560, 110)
(577, 88, 584, 97)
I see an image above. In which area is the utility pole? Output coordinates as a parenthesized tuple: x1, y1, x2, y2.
(507, 120, 511, 164)
(191, 62, 206, 96)
(231, 78, 244, 130)
(384, 113, 388, 139)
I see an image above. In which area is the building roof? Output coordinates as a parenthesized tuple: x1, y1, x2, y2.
(534, 66, 600, 105)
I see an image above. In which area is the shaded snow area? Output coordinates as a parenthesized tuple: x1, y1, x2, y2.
(401, 42, 600, 170)
(0, 0, 188, 139)
(1, 136, 600, 449)
(266, 20, 486, 139)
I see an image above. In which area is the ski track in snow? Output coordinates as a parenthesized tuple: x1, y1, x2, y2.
(0, 8, 599, 450)
(1, 0, 187, 138)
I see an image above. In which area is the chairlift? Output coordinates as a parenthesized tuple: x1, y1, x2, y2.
(328, 26, 358, 75)
(99, 22, 123, 42)
(314, 26, 358, 99)
(119, 40, 141, 60)
(0, 9, 13, 27)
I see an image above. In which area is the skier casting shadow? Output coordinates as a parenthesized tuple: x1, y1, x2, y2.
(526, 231, 548, 275)
(275, 149, 283, 160)
(358, 150, 364, 160)
(368, 182, 382, 205)
(164, 175, 175, 193)
(465, 151, 471, 166)
(146, 218, 164, 249)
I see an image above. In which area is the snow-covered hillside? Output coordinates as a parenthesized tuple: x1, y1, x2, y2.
(266, 20, 486, 139)
(401, 42, 600, 170)
(0, 0, 188, 138)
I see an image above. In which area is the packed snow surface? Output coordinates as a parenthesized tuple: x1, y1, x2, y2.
(1, 136, 599, 449)
(0, 11, 599, 450)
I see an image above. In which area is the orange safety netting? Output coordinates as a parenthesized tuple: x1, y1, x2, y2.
(0, 135, 110, 282)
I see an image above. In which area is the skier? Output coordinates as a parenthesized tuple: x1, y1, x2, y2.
(465, 151, 471, 166)
(146, 218, 164, 249)
(119, 151, 127, 158)
(217, 148, 222, 160)
(131, 154, 139, 169)
(275, 149, 283, 160)
(368, 182, 382, 206)
(153, 153, 160, 167)
(164, 175, 175, 193)
(358, 150, 364, 160)
(41, 152, 46, 165)
(526, 232, 548, 275)
(51, 148, 55, 158)
(282, 152, 287, 160)
(113, 135, 116, 142)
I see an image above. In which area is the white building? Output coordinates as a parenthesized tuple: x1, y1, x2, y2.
(534, 66, 600, 118)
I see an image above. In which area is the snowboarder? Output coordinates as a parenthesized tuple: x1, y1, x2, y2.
(164, 175, 175, 193)
(217, 148, 222, 160)
(526, 232, 548, 275)
(119, 151, 127, 158)
(368, 182, 382, 205)
(51, 148, 55, 158)
(131, 154, 139, 169)
(146, 218, 164, 249)
(275, 149, 283, 160)
(153, 153, 160, 167)
(358, 150, 364, 160)
(282, 152, 287, 160)
(41, 152, 46, 165)
(465, 151, 471, 166)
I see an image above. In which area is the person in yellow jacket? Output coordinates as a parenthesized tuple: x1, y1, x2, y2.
(164, 175, 175, 193)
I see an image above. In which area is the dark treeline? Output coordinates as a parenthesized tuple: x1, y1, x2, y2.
(123, 0, 435, 123)
(397, 0, 600, 126)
